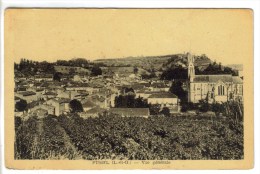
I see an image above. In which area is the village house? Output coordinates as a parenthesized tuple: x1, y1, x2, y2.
(46, 98, 70, 116)
(42, 91, 57, 100)
(147, 92, 179, 113)
(31, 108, 48, 119)
(72, 74, 90, 82)
(65, 83, 93, 93)
(30, 104, 55, 115)
(15, 91, 38, 102)
(84, 94, 109, 109)
(79, 107, 107, 119)
(149, 82, 171, 92)
(34, 74, 53, 82)
(56, 89, 88, 100)
(82, 100, 97, 111)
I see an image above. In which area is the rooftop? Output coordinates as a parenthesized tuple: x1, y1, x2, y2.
(85, 107, 106, 114)
(193, 74, 243, 83)
(43, 91, 57, 96)
(148, 92, 178, 98)
(82, 100, 97, 108)
(18, 91, 36, 96)
(50, 98, 70, 104)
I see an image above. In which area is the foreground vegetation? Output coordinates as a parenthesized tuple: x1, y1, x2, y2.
(15, 112, 243, 160)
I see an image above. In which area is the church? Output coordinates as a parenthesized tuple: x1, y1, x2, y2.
(187, 53, 243, 103)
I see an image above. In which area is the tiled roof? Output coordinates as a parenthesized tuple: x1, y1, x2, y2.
(32, 108, 48, 115)
(19, 91, 36, 96)
(35, 88, 44, 92)
(109, 108, 150, 116)
(51, 98, 70, 104)
(130, 84, 146, 90)
(40, 82, 50, 87)
(34, 74, 53, 78)
(85, 107, 106, 114)
(150, 82, 168, 88)
(148, 92, 178, 98)
(193, 75, 243, 84)
(15, 96, 21, 100)
(82, 100, 97, 108)
(43, 91, 57, 96)
(27, 101, 44, 109)
(67, 83, 89, 88)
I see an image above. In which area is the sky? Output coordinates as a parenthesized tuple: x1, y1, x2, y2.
(5, 9, 253, 65)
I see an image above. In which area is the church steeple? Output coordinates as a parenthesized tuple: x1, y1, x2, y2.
(187, 52, 195, 82)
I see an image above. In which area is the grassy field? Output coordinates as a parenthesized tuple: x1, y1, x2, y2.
(15, 113, 243, 160)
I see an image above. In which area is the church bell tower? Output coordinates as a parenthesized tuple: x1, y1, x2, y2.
(187, 52, 195, 82)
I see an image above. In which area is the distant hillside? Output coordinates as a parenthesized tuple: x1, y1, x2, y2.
(226, 64, 243, 71)
(94, 53, 212, 72)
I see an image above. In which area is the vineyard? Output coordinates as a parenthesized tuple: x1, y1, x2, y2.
(15, 111, 243, 160)
(15, 115, 82, 159)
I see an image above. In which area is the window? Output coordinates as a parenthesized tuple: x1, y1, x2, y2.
(218, 85, 225, 96)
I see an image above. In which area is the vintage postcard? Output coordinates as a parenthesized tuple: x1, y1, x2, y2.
(4, 9, 253, 169)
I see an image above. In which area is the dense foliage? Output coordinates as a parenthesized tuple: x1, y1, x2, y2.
(91, 65, 102, 76)
(161, 61, 238, 81)
(53, 72, 62, 82)
(69, 99, 83, 113)
(58, 114, 244, 160)
(15, 115, 81, 159)
(161, 67, 188, 80)
(196, 62, 238, 76)
(15, 113, 243, 160)
(114, 95, 149, 108)
(14, 58, 93, 76)
(169, 81, 187, 103)
(15, 99, 27, 112)
(15, 59, 55, 76)
(56, 58, 89, 68)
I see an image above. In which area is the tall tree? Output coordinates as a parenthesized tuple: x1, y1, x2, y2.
(161, 67, 188, 80)
(91, 65, 102, 76)
(53, 72, 62, 82)
(69, 99, 83, 113)
(15, 99, 27, 112)
(169, 81, 187, 103)
(149, 104, 161, 115)
(133, 66, 138, 74)
(160, 107, 171, 117)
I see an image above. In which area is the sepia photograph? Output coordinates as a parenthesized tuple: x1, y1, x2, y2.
(4, 8, 253, 169)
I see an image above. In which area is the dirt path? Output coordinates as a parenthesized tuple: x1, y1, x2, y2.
(56, 122, 83, 159)
(32, 118, 82, 159)
(31, 119, 43, 159)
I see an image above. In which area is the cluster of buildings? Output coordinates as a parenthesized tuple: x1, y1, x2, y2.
(14, 53, 244, 120)
(14, 65, 179, 119)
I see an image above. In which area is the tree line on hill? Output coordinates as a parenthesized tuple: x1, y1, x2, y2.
(15, 58, 103, 77)
(161, 61, 238, 81)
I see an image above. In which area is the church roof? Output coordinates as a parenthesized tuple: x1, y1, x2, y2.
(193, 75, 242, 84)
